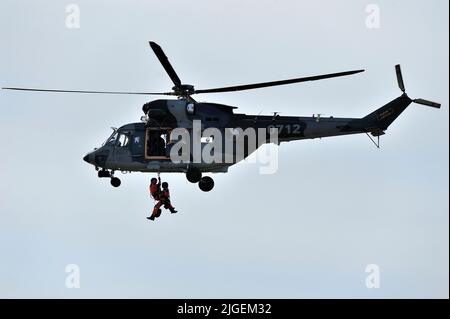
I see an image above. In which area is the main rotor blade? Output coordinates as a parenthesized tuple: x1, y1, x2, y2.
(2, 87, 174, 95)
(149, 41, 182, 88)
(193, 69, 365, 94)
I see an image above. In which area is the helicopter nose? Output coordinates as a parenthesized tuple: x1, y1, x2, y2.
(83, 153, 91, 163)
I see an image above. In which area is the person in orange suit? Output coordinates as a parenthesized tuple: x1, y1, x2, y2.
(147, 178, 177, 221)
(160, 182, 177, 214)
(147, 177, 161, 221)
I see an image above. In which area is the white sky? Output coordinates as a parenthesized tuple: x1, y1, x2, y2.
(0, 0, 448, 298)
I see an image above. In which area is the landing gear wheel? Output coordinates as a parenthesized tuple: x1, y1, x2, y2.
(198, 176, 214, 192)
(98, 170, 110, 178)
(110, 177, 121, 187)
(186, 167, 202, 183)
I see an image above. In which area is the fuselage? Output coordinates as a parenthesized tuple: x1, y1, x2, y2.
(83, 98, 367, 174)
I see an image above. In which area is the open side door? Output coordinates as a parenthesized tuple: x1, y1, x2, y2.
(144, 127, 173, 160)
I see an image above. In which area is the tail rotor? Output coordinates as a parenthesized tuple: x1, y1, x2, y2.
(395, 64, 441, 109)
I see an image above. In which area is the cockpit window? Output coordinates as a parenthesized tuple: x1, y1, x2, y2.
(103, 131, 118, 146)
(117, 133, 130, 147)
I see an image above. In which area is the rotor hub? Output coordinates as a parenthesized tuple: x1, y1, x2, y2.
(173, 84, 195, 96)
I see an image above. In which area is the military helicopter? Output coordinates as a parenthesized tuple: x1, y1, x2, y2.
(2, 42, 441, 191)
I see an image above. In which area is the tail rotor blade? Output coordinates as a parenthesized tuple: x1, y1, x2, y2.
(395, 64, 406, 93)
(414, 98, 441, 109)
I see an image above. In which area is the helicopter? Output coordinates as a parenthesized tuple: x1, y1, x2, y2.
(2, 42, 441, 191)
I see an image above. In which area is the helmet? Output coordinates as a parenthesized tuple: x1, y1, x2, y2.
(162, 182, 168, 189)
(151, 178, 157, 184)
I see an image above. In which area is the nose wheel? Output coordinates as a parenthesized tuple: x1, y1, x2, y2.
(110, 177, 121, 187)
(98, 169, 111, 178)
(97, 169, 121, 187)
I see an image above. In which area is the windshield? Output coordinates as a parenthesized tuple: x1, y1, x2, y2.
(102, 130, 118, 146)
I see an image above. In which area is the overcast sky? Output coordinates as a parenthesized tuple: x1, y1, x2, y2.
(0, 0, 448, 298)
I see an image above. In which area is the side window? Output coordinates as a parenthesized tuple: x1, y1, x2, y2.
(117, 134, 129, 147)
(186, 103, 195, 115)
